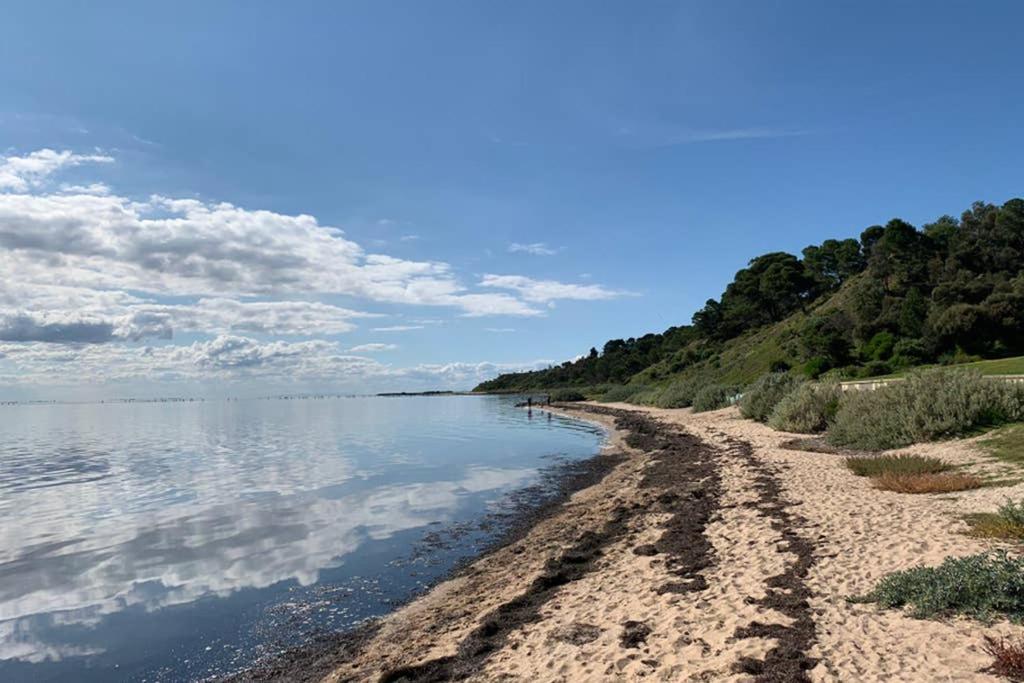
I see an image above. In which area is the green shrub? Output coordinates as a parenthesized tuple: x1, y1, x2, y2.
(549, 389, 586, 402)
(692, 384, 741, 413)
(862, 331, 896, 362)
(891, 339, 928, 368)
(844, 454, 951, 477)
(854, 551, 1024, 621)
(858, 360, 893, 377)
(596, 384, 648, 403)
(802, 356, 831, 379)
(653, 378, 700, 408)
(768, 381, 841, 433)
(739, 372, 804, 423)
(628, 387, 664, 406)
(828, 369, 1024, 450)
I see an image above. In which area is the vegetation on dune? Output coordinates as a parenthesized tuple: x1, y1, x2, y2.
(768, 381, 841, 433)
(827, 369, 1024, 450)
(475, 198, 1024, 398)
(739, 372, 804, 423)
(845, 454, 951, 477)
(691, 384, 740, 413)
(983, 636, 1024, 681)
(549, 389, 586, 402)
(844, 453, 980, 493)
(648, 378, 701, 409)
(967, 499, 1024, 541)
(870, 471, 982, 494)
(981, 423, 1024, 467)
(594, 384, 650, 404)
(854, 552, 1024, 622)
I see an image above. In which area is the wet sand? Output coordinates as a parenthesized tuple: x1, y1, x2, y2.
(236, 403, 1024, 682)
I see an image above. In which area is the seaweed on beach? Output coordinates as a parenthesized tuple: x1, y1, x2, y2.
(723, 433, 818, 682)
(376, 406, 724, 682)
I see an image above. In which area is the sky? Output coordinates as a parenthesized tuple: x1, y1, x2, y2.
(1, 1, 1022, 400)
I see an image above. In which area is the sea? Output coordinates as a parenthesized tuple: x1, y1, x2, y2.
(0, 394, 604, 682)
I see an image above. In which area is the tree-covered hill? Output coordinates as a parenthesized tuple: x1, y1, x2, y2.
(474, 198, 1024, 394)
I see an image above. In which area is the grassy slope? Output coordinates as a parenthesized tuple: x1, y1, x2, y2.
(631, 277, 860, 390)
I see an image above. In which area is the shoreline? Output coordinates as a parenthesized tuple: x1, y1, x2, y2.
(226, 406, 620, 682)
(232, 403, 1024, 682)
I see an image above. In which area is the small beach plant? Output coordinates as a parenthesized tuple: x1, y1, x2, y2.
(844, 454, 951, 477)
(967, 499, 1024, 540)
(854, 551, 1024, 622)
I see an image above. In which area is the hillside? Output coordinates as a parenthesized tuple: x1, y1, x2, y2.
(474, 198, 1024, 398)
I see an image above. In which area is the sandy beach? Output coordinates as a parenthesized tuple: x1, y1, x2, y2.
(238, 403, 1024, 682)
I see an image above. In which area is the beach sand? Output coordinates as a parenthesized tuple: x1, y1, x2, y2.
(249, 403, 1024, 682)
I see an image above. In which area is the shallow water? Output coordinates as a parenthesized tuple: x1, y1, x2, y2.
(0, 395, 603, 682)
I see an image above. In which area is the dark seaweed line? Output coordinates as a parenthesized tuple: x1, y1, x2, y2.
(720, 432, 818, 683)
(377, 406, 722, 682)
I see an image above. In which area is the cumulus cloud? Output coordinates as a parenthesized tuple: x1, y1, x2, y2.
(508, 242, 558, 256)
(0, 149, 628, 391)
(479, 274, 625, 302)
(0, 149, 113, 192)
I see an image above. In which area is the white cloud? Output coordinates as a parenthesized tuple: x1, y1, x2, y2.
(479, 274, 625, 303)
(508, 242, 558, 256)
(0, 336, 552, 391)
(0, 149, 113, 191)
(484, 328, 516, 333)
(348, 343, 397, 352)
(0, 149, 629, 393)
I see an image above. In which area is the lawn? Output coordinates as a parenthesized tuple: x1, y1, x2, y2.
(963, 356, 1024, 376)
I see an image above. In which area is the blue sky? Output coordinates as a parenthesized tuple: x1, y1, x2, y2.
(1, 1, 1022, 399)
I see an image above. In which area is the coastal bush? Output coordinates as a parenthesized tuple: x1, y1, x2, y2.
(828, 369, 1024, 450)
(596, 384, 648, 403)
(739, 372, 804, 423)
(967, 499, 1024, 540)
(871, 471, 982, 494)
(550, 389, 586, 402)
(653, 378, 701, 408)
(768, 381, 841, 433)
(854, 551, 1024, 621)
(627, 387, 664, 406)
(984, 636, 1024, 680)
(844, 454, 951, 477)
(692, 384, 741, 413)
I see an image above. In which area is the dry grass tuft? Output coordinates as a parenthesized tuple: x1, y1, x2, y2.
(984, 635, 1024, 680)
(872, 471, 983, 494)
(845, 454, 950, 477)
(966, 499, 1024, 540)
(968, 514, 1024, 540)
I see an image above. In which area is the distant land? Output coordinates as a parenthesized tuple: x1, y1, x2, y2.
(475, 198, 1024, 403)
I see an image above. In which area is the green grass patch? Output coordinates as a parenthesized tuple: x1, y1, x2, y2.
(844, 454, 951, 477)
(853, 551, 1024, 621)
(981, 423, 1024, 467)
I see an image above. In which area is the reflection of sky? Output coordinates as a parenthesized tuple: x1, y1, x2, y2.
(0, 397, 601, 670)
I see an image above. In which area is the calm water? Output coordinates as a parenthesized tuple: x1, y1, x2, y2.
(0, 396, 603, 682)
